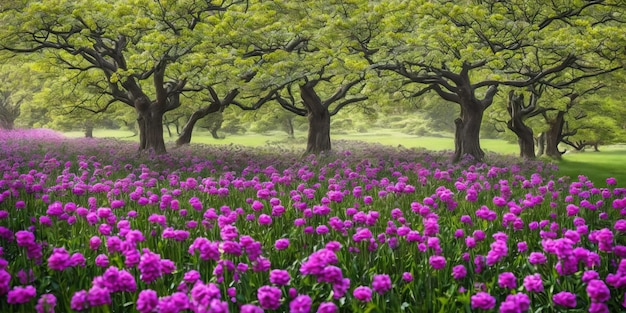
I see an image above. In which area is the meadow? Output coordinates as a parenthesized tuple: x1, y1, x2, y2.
(2, 128, 626, 312)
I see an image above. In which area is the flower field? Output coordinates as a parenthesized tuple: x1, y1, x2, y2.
(1, 129, 625, 313)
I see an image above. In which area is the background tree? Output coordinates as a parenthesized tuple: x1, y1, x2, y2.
(225, 0, 373, 154)
(366, 0, 624, 162)
(1, 0, 246, 153)
(0, 63, 35, 129)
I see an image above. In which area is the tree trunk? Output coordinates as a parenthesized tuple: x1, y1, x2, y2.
(285, 117, 294, 138)
(209, 122, 222, 139)
(176, 109, 210, 146)
(306, 109, 331, 154)
(165, 122, 172, 138)
(507, 91, 535, 159)
(516, 130, 535, 159)
(546, 111, 566, 159)
(453, 118, 464, 162)
(454, 106, 485, 162)
(0, 117, 14, 130)
(300, 84, 331, 155)
(536, 132, 545, 156)
(137, 106, 166, 154)
(84, 123, 93, 138)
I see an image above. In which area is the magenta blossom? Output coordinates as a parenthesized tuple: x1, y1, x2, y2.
(7, 285, 37, 304)
(353, 286, 372, 302)
(471, 292, 495, 310)
(553, 291, 576, 308)
(371, 274, 392, 294)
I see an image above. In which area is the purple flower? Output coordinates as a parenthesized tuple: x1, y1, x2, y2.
(89, 236, 102, 250)
(259, 214, 272, 225)
(523, 273, 544, 293)
(318, 266, 343, 284)
(528, 252, 547, 265)
(35, 293, 57, 313)
(498, 272, 517, 289)
(95, 254, 109, 268)
(241, 304, 264, 313)
(117, 269, 137, 292)
(317, 302, 338, 313)
(70, 252, 86, 267)
(452, 265, 467, 280)
(136, 289, 159, 313)
(429, 255, 446, 270)
(332, 278, 350, 299)
(300, 249, 338, 276)
(48, 247, 71, 271)
(402, 272, 413, 282)
(190, 282, 221, 307)
(7, 285, 37, 304)
(582, 270, 599, 284)
(71, 290, 88, 311)
(553, 291, 576, 308)
(471, 292, 496, 310)
(499, 293, 530, 313)
(589, 302, 609, 313)
(183, 270, 201, 284)
(270, 269, 291, 286)
(15, 269, 33, 285)
(87, 285, 111, 307)
(16, 230, 35, 247)
(371, 274, 392, 294)
(586, 279, 610, 302)
(0, 269, 11, 295)
(275, 238, 290, 250)
(353, 286, 372, 302)
(257, 285, 282, 310)
(139, 249, 162, 283)
(289, 294, 312, 313)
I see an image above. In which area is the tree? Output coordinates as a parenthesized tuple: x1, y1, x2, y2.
(175, 87, 239, 145)
(1, 0, 245, 153)
(366, 0, 625, 162)
(225, 0, 372, 154)
(506, 89, 540, 159)
(266, 71, 366, 154)
(0, 61, 41, 130)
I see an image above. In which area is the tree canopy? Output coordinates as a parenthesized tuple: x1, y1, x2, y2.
(0, 0, 624, 158)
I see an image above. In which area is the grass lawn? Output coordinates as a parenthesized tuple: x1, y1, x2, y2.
(63, 128, 626, 186)
(554, 147, 626, 185)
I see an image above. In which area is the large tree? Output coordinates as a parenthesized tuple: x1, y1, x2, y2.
(224, 0, 372, 154)
(0, 0, 244, 153)
(365, 0, 624, 162)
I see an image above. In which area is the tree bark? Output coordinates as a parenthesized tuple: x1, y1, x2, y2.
(176, 108, 213, 146)
(84, 123, 93, 138)
(209, 116, 223, 139)
(506, 91, 536, 159)
(453, 118, 464, 162)
(536, 132, 545, 156)
(454, 106, 485, 162)
(0, 117, 14, 130)
(136, 103, 166, 154)
(546, 111, 566, 158)
(301, 84, 331, 155)
(285, 117, 294, 138)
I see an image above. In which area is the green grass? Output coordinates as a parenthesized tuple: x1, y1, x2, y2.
(553, 147, 626, 185)
(63, 128, 626, 185)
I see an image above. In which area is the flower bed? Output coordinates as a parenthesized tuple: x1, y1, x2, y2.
(0, 128, 624, 312)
